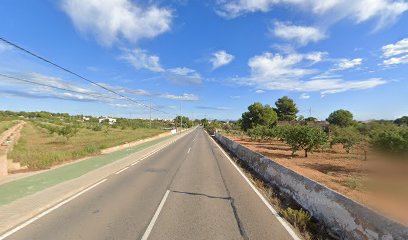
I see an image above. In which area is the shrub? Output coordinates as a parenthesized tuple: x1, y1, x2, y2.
(370, 128, 408, 154)
(283, 125, 328, 157)
(281, 208, 312, 232)
(330, 127, 363, 153)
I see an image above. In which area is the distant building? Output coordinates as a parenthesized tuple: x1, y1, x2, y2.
(82, 116, 90, 121)
(99, 117, 117, 125)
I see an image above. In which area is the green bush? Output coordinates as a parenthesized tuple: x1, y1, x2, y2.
(283, 125, 328, 157)
(370, 128, 408, 154)
(330, 127, 362, 153)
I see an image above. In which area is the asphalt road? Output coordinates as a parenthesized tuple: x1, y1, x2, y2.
(4, 127, 298, 240)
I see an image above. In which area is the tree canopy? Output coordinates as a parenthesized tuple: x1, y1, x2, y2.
(275, 96, 299, 121)
(327, 109, 354, 127)
(241, 102, 278, 131)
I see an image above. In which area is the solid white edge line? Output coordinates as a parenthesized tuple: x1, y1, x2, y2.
(140, 190, 170, 240)
(0, 178, 107, 240)
(115, 166, 129, 175)
(0, 130, 195, 240)
(208, 135, 301, 240)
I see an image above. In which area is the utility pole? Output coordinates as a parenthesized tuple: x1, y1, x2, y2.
(149, 96, 152, 128)
(180, 101, 182, 134)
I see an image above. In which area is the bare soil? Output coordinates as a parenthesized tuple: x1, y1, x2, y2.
(228, 135, 408, 226)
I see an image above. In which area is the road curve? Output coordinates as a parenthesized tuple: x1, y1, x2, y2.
(4, 127, 299, 240)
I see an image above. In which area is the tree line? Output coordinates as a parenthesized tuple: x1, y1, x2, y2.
(226, 96, 408, 158)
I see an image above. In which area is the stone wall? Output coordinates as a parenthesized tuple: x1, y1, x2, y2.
(215, 132, 408, 240)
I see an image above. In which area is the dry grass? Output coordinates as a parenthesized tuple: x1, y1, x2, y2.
(8, 122, 165, 169)
(229, 135, 408, 226)
(0, 120, 17, 135)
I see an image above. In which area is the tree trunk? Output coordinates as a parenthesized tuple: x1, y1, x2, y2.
(305, 150, 308, 158)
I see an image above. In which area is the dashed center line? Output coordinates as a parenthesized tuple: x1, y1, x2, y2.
(187, 147, 191, 154)
(141, 190, 170, 240)
(115, 167, 129, 175)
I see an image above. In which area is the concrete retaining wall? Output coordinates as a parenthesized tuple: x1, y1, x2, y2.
(215, 133, 408, 240)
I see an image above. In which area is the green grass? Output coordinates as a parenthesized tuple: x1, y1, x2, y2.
(0, 120, 17, 135)
(0, 133, 176, 205)
(8, 122, 166, 169)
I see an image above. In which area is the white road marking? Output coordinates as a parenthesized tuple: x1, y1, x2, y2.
(208, 135, 301, 240)
(0, 130, 195, 240)
(0, 178, 107, 240)
(140, 190, 170, 240)
(131, 161, 140, 166)
(115, 167, 129, 175)
(187, 147, 191, 154)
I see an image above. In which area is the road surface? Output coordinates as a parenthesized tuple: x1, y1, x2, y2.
(2, 127, 298, 240)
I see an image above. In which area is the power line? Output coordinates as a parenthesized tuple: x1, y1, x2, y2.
(0, 37, 169, 114)
(0, 73, 121, 101)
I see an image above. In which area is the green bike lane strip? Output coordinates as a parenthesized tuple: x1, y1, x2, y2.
(0, 133, 178, 206)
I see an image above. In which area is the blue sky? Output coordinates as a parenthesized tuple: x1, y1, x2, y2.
(0, 0, 408, 121)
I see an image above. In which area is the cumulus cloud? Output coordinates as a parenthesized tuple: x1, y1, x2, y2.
(333, 58, 363, 70)
(210, 50, 235, 69)
(119, 48, 164, 72)
(61, 0, 172, 46)
(121, 49, 203, 85)
(216, 0, 408, 29)
(233, 52, 386, 95)
(382, 37, 408, 65)
(273, 22, 326, 45)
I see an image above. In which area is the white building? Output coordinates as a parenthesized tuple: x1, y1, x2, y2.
(99, 117, 117, 125)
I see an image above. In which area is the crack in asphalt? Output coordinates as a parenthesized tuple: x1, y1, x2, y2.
(204, 133, 249, 240)
(170, 190, 231, 200)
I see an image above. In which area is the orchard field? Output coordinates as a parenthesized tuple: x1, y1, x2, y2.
(214, 96, 408, 225)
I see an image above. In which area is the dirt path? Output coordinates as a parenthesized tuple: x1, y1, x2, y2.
(0, 122, 25, 177)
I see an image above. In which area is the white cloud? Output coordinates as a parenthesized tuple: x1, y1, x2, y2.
(382, 37, 408, 57)
(216, 0, 408, 29)
(210, 50, 235, 69)
(121, 49, 203, 85)
(255, 90, 265, 94)
(273, 22, 326, 45)
(382, 37, 408, 65)
(300, 93, 310, 99)
(61, 0, 172, 46)
(196, 106, 231, 110)
(334, 58, 363, 70)
(233, 52, 386, 95)
(383, 55, 408, 65)
(120, 48, 164, 72)
(165, 67, 202, 85)
(160, 93, 199, 101)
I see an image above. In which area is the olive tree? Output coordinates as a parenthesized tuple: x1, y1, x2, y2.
(330, 127, 362, 153)
(284, 125, 328, 157)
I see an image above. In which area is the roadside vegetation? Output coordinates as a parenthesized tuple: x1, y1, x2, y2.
(213, 96, 408, 225)
(2, 110, 196, 170)
(0, 120, 18, 135)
